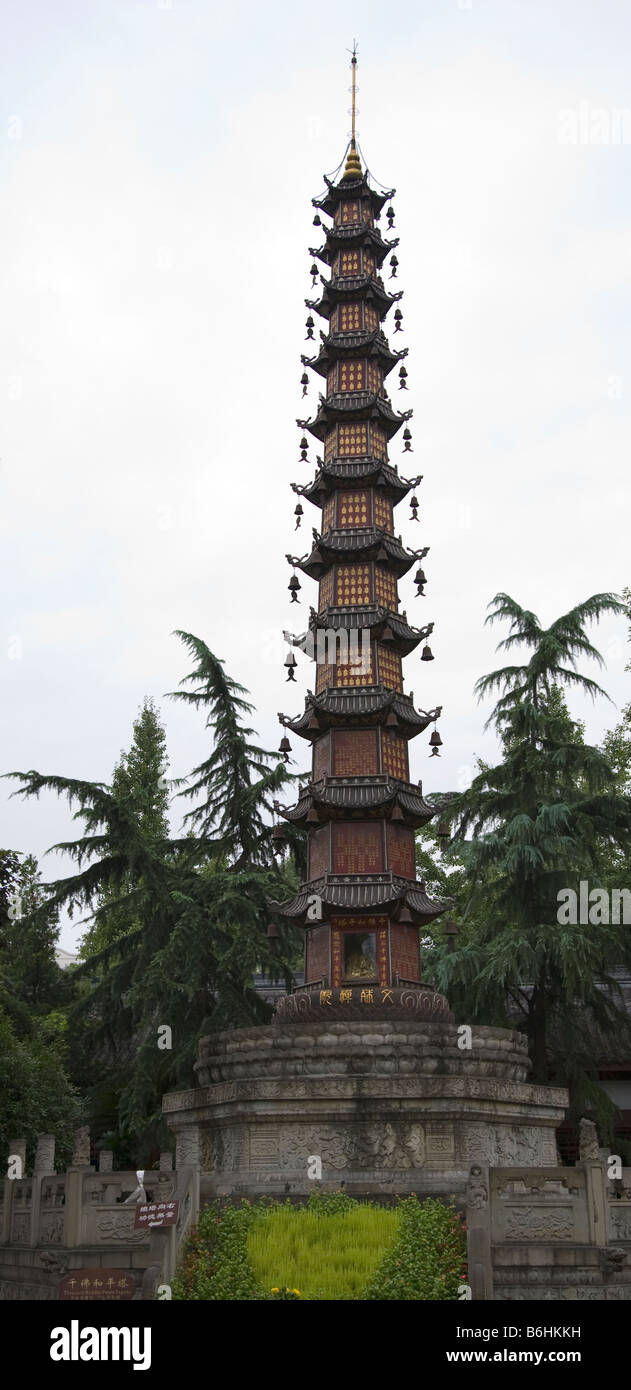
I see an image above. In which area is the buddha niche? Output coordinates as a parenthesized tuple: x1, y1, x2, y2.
(344, 931, 377, 979)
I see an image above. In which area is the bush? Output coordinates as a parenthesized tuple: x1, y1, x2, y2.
(364, 1196, 466, 1300)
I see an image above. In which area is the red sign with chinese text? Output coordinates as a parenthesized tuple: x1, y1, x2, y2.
(134, 1200, 179, 1229)
(58, 1268, 136, 1300)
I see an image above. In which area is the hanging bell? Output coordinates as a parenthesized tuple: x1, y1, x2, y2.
(385, 711, 398, 727)
(299, 435, 309, 462)
(414, 566, 426, 595)
(389, 254, 399, 279)
(310, 263, 319, 286)
(313, 214, 321, 227)
(279, 736, 292, 762)
(409, 494, 419, 521)
(398, 905, 413, 925)
(386, 205, 395, 228)
(402, 427, 413, 452)
(305, 315, 315, 340)
(429, 729, 442, 748)
(390, 805, 404, 821)
(300, 371, 309, 397)
(393, 308, 403, 333)
(420, 644, 434, 662)
(305, 807, 319, 824)
(398, 365, 408, 390)
(285, 651, 298, 681)
(288, 574, 301, 603)
(294, 503, 303, 529)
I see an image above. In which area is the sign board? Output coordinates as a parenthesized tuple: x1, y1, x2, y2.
(58, 1269, 136, 1300)
(134, 1199, 179, 1229)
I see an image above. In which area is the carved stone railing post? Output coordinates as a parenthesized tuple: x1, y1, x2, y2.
(466, 1162, 493, 1300)
(98, 1150, 114, 1173)
(584, 1160, 609, 1248)
(64, 1126, 93, 1246)
(34, 1135, 55, 1174)
(160, 1151, 174, 1172)
(8, 1139, 26, 1180)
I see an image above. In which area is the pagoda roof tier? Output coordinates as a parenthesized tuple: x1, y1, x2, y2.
(270, 871, 447, 926)
(306, 276, 401, 321)
(292, 461, 421, 506)
(313, 174, 394, 219)
(279, 690, 442, 742)
(303, 331, 405, 380)
(278, 775, 435, 827)
(285, 608, 433, 659)
(310, 227, 398, 269)
(298, 392, 410, 443)
(288, 530, 422, 580)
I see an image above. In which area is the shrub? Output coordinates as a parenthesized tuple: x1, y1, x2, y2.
(363, 1195, 466, 1301)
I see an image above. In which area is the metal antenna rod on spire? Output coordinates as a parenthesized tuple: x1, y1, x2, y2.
(350, 40, 358, 143)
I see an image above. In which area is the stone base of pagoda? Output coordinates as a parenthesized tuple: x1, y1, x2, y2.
(162, 1019, 568, 1202)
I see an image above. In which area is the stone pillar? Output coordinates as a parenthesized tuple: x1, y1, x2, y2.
(175, 1126, 200, 1169)
(71, 1126, 92, 1168)
(159, 1151, 174, 1172)
(585, 1161, 608, 1248)
(34, 1135, 56, 1174)
(8, 1139, 27, 1180)
(466, 1163, 493, 1300)
(98, 1150, 114, 1173)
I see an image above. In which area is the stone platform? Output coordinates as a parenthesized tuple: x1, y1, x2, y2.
(163, 1018, 568, 1201)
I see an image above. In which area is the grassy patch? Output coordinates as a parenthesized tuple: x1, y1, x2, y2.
(248, 1196, 400, 1300)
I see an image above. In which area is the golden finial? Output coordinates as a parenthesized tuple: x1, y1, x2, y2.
(342, 42, 362, 181)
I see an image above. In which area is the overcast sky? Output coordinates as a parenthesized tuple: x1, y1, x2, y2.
(2, 0, 630, 951)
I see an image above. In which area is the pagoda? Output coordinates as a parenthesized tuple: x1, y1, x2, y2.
(164, 54, 569, 1197)
(272, 50, 451, 1017)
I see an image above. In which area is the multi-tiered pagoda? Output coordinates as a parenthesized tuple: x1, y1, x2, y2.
(272, 58, 450, 1018)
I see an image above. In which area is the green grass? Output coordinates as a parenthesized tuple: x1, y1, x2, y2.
(247, 1203, 400, 1300)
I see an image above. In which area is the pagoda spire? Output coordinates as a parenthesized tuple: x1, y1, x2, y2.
(342, 43, 362, 181)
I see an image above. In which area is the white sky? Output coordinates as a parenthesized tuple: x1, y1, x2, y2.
(2, 0, 630, 950)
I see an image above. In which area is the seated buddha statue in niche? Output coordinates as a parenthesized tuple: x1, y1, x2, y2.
(344, 932, 377, 979)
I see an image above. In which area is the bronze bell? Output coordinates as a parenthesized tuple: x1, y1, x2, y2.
(305, 315, 315, 340)
(310, 263, 318, 285)
(294, 503, 303, 529)
(313, 214, 321, 226)
(389, 254, 399, 279)
(402, 427, 412, 452)
(398, 905, 413, 925)
(301, 372, 309, 396)
(390, 805, 404, 821)
(421, 645, 434, 662)
(279, 736, 292, 762)
(409, 494, 419, 521)
(285, 652, 297, 681)
(288, 574, 301, 602)
(393, 308, 403, 333)
(305, 807, 319, 824)
(385, 711, 398, 727)
(398, 365, 407, 390)
(414, 566, 426, 593)
(429, 729, 442, 747)
(387, 206, 395, 227)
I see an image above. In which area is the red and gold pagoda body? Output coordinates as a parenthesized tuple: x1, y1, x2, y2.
(274, 137, 449, 1019)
